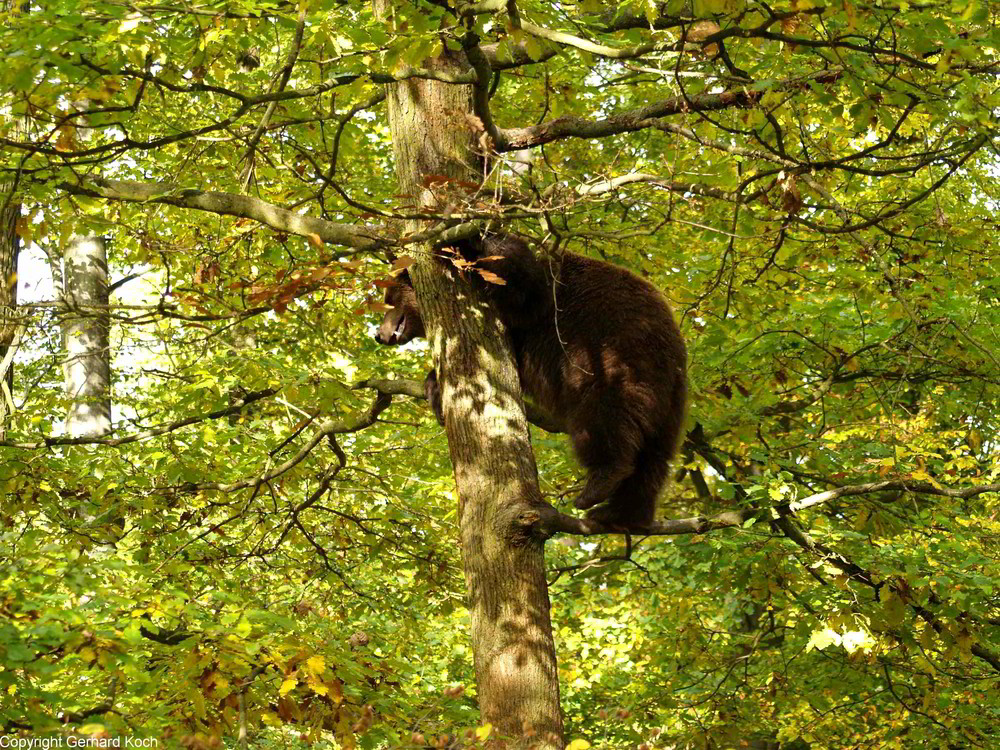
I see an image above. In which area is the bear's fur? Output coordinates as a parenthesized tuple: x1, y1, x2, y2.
(375, 234, 687, 527)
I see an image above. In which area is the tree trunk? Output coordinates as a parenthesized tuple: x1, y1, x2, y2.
(374, 4, 564, 747)
(61, 235, 111, 437)
(0, 194, 17, 441)
(0, 0, 29, 441)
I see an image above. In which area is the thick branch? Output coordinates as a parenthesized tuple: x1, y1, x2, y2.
(576, 172, 766, 204)
(58, 179, 495, 254)
(525, 503, 757, 537)
(481, 39, 560, 70)
(497, 70, 841, 149)
(788, 479, 1000, 512)
(520, 20, 660, 60)
(60, 178, 387, 251)
(526, 479, 1000, 538)
(463, 35, 504, 150)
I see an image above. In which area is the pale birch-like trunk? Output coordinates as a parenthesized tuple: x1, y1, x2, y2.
(374, 3, 564, 747)
(61, 235, 111, 437)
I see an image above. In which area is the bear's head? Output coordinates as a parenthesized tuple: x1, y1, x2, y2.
(375, 272, 425, 345)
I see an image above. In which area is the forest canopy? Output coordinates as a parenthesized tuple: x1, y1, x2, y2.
(1, 1, 999, 748)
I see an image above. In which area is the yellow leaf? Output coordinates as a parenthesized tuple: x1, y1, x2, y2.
(306, 655, 326, 675)
(279, 677, 298, 696)
(806, 626, 840, 651)
(475, 723, 493, 741)
(909, 469, 942, 489)
(306, 233, 324, 249)
(307, 676, 329, 696)
(567, 741, 592, 750)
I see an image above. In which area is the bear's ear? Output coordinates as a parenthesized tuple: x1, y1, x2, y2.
(453, 235, 486, 262)
(434, 233, 486, 262)
(396, 268, 412, 286)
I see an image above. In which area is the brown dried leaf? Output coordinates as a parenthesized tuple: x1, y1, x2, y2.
(477, 269, 507, 285)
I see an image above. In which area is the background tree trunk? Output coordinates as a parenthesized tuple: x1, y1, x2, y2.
(374, 4, 564, 747)
(61, 235, 111, 437)
(0, 194, 17, 441)
(0, 0, 29, 441)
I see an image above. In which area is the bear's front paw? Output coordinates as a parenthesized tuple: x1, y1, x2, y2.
(573, 488, 604, 510)
(573, 475, 618, 510)
(584, 503, 622, 524)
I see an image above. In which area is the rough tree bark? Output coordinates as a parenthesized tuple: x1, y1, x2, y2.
(374, 3, 564, 747)
(0, 192, 17, 441)
(0, 0, 29, 441)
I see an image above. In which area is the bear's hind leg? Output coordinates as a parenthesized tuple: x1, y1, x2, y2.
(569, 419, 640, 511)
(573, 462, 636, 511)
(585, 435, 674, 527)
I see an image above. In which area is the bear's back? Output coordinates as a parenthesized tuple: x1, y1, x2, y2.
(512, 252, 686, 434)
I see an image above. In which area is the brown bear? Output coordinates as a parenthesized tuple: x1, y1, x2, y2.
(375, 233, 687, 527)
